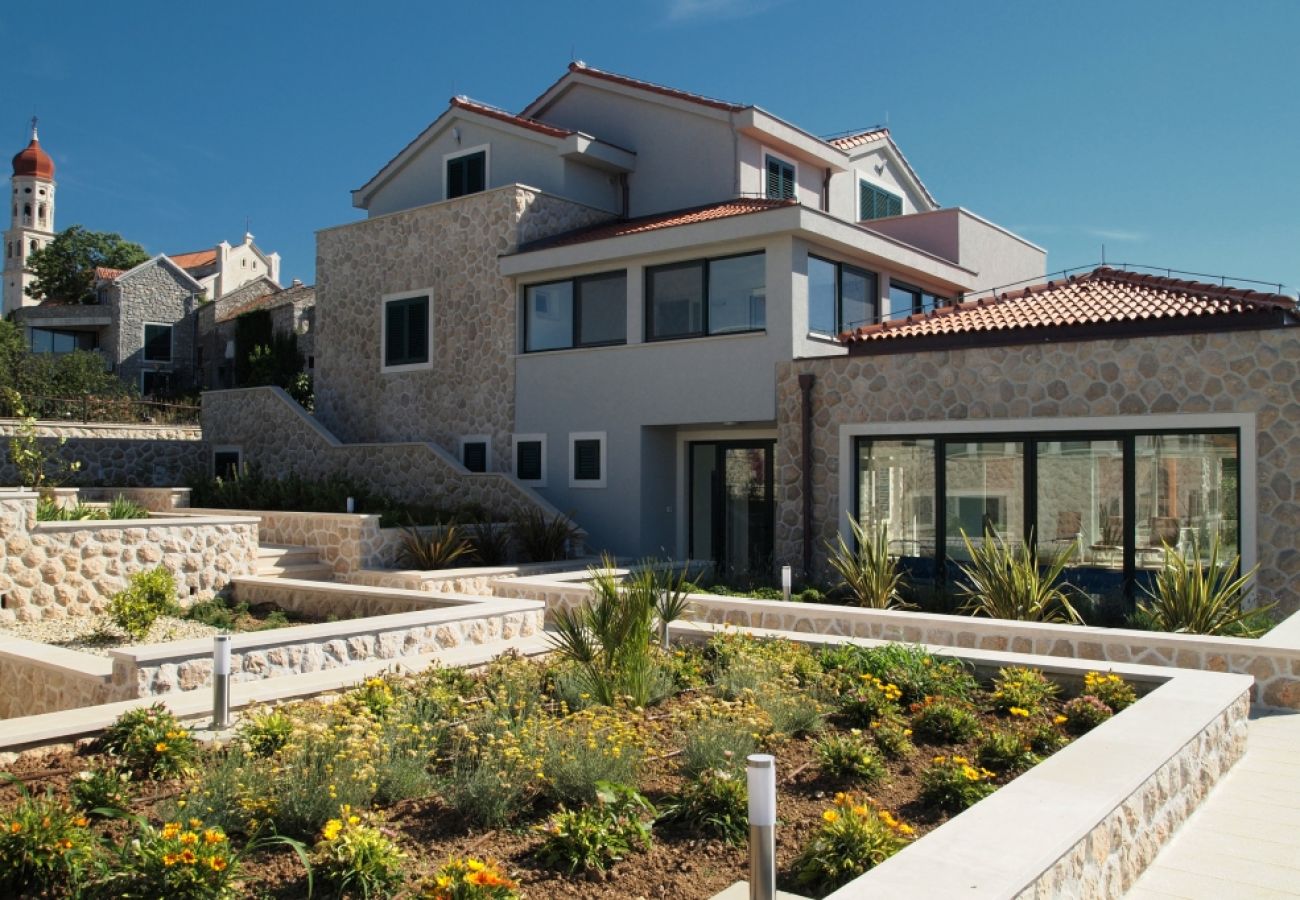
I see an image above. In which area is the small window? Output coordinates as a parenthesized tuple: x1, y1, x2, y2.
(446, 148, 487, 199)
(765, 155, 796, 200)
(859, 180, 903, 220)
(143, 323, 173, 362)
(569, 432, 606, 488)
(461, 436, 489, 473)
(514, 434, 546, 484)
(887, 281, 948, 320)
(141, 370, 173, 397)
(382, 292, 431, 370)
(213, 447, 242, 479)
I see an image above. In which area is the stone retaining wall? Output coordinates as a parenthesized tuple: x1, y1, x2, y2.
(231, 577, 467, 618)
(188, 507, 387, 575)
(0, 638, 112, 718)
(0, 419, 206, 487)
(496, 573, 1300, 709)
(0, 491, 259, 623)
(348, 557, 599, 595)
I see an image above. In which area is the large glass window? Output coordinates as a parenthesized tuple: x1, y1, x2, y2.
(888, 282, 950, 320)
(1036, 440, 1124, 572)
(856, 440, 937, 560)
(524, 271, 626, 352)
(446, 150, 486, 199)
(945, 441, 1025, 561)
(30, 328, 97, 354)
(646, 253, 765, 341)
(808, 255, 877, 335)
(143, 324, 172, 363)
(1135, 433, 1239, 568)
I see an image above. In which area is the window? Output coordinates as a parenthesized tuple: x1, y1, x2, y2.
(460, 436, 490, 473)
(524, 271, 627, 352)
(859, 180, 902, 220)
(888, 281, 949, 319)
(381, 292, 431, 370)
(514, 433, 547, 484)
(765, 155, 796, 200)
(808, 255, 877, 334)
(569, 432, 606, 488)
(446, 147, 487, 199)
(141, 371, 173, 397)
(30, 328, 97, 354)
(213, 447, 242, 479)
(143, 323, 173, 363)
(646, 252, 766, 341)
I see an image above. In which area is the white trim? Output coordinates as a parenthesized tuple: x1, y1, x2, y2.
(379, 288, 434, 374)
(761, 148, 798, 201)
(568, 431, 607, 489)
(212, 445, 242, 477)
(141, 321, 174, 364)
(836, 413, 1258, 576)
(459, 434, 492, 473)
(442, 144, 491, 201)
(512, 432, 548, 486)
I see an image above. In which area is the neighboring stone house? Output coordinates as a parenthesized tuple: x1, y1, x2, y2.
(205, 62, 1300, 614)
(196, 278, 315, 389)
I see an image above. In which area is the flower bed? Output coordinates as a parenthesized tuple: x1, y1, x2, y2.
(0, 636, 1136, 899)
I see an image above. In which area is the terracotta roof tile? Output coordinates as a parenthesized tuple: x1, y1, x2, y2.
(827, 127, 890, 150)
(94, 267, 124, 282)
(169, 249, 218, 270)
(517, 198, 796, 251)
(842, 267, 1297, 346)
(560, 61, 746, 112)
(217, 282, 314, 323)
(449, 96, 576, 140)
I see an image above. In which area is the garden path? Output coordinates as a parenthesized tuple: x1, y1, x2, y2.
(1127, 708, 1300, 899)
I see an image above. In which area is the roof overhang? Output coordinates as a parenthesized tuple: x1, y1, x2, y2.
(13, 309, 112, 328)
(500, 203, 977, 290)
(559, 133, 636, 172)
(737, 107, 851, 172)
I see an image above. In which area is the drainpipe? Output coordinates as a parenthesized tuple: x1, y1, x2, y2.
(798, 373, 816, 578)
(822, 168, 831, 212)
(618, 173, 629, 218)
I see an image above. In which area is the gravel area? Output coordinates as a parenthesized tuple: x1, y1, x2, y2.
(0, 614, 220, 656)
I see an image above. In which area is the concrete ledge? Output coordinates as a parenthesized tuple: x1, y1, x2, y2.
(32, 513, 261, 534)
(0, 635, 113, 678)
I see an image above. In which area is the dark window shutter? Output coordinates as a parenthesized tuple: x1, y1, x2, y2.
(574, 439, 602, 481)
(886, 193, 902, 217)
(406, 299, 428, 362)
(466, 151, 485, 193)
(516, 441, 543, 481)
(766, 157, 794, 200)
(463, 441, 487, 473)
(385, 301, 405, 366)
(385, 297, 429, 366)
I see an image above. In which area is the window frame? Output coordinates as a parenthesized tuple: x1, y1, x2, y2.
(522, 269, 628, 353)
(212, 446, 242, 480)
(858, 177, 903, 221)
(142, 322, 174, 363)
(764, 152, 797, 201)
(443, 144, 490, 200)
(569, 431, 607, 489)
(645, 251, 767, 342)
(808, 254, 878, 335)
(887, 280, 950, 320)
(379, 289, 434, 373)
(459, 435, 491, 473)
(513, 433, 547, 486)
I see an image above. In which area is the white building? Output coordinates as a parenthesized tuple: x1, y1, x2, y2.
(3, 119, 56, 317)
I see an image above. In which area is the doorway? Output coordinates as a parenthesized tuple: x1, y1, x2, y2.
(688, 440, 775, 579)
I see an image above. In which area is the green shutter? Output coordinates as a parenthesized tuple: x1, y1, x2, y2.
(385, 297, 429, 367)
(385, 301, 405, 367)
(406, 298, 428, 363)
(516, 441, 543, 481)
(860, 183, 903, 221)
(766, 157, 795, 200)
(463, 441, 487, 473)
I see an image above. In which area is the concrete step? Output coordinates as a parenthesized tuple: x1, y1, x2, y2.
(258, 543, 320, 565)
(255, 561, 335, 580)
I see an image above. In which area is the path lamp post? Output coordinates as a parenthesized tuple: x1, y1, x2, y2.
(212, 635, 231, 730)
(747, 753, 777, 900)
(781, 565, 792, 603)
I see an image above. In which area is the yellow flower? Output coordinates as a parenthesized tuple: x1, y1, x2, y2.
(162, 853, 178, 867)
(322, 819, 343, 841)
(346, 815, 360, 826)
(188, 817, 202, 829)
(209, 856, 228, 871)
(73, 816, 88, 828)
(203, 829, 225, 845)
(180, 832, 199, 846)
(1009, 707, 1030, 718)
(179, 849, 197, 865)
(1054, 714, 1068, 725)
(155, 742, 168, 753)
(822, 809, 839, 824)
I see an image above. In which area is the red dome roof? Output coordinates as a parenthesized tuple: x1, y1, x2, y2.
(12, 136, 54, 179)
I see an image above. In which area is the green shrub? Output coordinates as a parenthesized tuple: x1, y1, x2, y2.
(1025, 717, 1069, 755)
(758, 684, 824, 740)
(709, 632, 822, 691)
(678, 705, 763, 780)
(836, 674, 904, 726)
(313, 809, 406, 899)
(540, 707, 645, 807)
(1062, 695, 1113, 734)
(814, 731, 887, 783)
(395, 522, 476, 570)
(98, 703, 199, 778)
(825, 516, 909, 609)
(0, 781, 93, 896)
(468, 521, 511, 566)
(414, 857, 519, 898)
(868, 711, 915, 759)
(106, 495, 150, 519)
(956, 530, 1083, 623)
(910, 698, 980, 744)
(238, 709, 294, 757)
(98, 818, 257, 900)
(1134, 536, 1272, 636)
(820, 643, 976, 705)
(509, 507, 579, 562)
(793, 792, 913, 894)
(975, 728, 1040, 774)
(535, 782, 655, 874)
(661, 767, 748, 844)
(919, 755, 997, 812)
(990, 666, 1060, 717)
(70, 765, 133, 815)
(1083, 671, 1138, 712)
(108, 566, 179, 640)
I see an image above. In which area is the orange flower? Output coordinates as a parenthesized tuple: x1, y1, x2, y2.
(179, 849, 198, 865)
(8, 822, 20, 834)
(208, 856, 228, 871)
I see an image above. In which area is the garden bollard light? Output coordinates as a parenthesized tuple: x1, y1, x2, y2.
(747, 753, 776, 900)
(781, 565, 792, 604)
(212, 635, 231, 730)
(346, 496, 355, 513)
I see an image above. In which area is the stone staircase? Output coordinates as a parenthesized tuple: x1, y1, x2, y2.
(255, 544, 334, 581)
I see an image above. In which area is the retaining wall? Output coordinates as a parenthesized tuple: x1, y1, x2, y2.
(0, 419, 206, 487)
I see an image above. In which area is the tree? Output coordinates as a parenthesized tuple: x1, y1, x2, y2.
(26, 225, 149, 303)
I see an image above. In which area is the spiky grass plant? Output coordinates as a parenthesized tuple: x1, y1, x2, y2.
(394, 522, 475, 570)
(509, 507, 580, 562)
(826, 516, 909, 609)
(1134, 536, 1273, 636)
(957, 530, 1082, 624)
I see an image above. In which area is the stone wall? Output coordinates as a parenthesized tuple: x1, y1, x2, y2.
(313, 185, 613, 468)
(0, 419, 206, 487)
(189, 507, 388, 576)
(201, 386, 581, 534)
(110, 260, 204, 392)
(0, 637, 112, 718)
(775, 328, 1300, 616)
(0, 492, 258, 623)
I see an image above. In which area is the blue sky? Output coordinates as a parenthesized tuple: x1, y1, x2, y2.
(3, 0, 1297, 294)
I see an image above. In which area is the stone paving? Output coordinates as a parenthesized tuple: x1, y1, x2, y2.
(1127, 708, 1300, 899)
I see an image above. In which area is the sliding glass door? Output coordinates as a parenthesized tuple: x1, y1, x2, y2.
(689, 441, 775, 579)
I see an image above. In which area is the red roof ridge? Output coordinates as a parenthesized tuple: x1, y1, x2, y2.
(449, 95, 576, 140)
(565, 61, 747, 113)
(827, 127, 891, 150)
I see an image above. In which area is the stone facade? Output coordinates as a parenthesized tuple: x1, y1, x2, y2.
(0, 492, 258, 623)
(0, 420, 206, 487)
(196, 280, 316, 390)
(107, 259, 205, 393)
(0, 638, 113, 718)
(201, 386, 580, 533)
(191, 507, 389, 576)
(312, 185, 613, 468)
(775, 327, 1300, 616)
